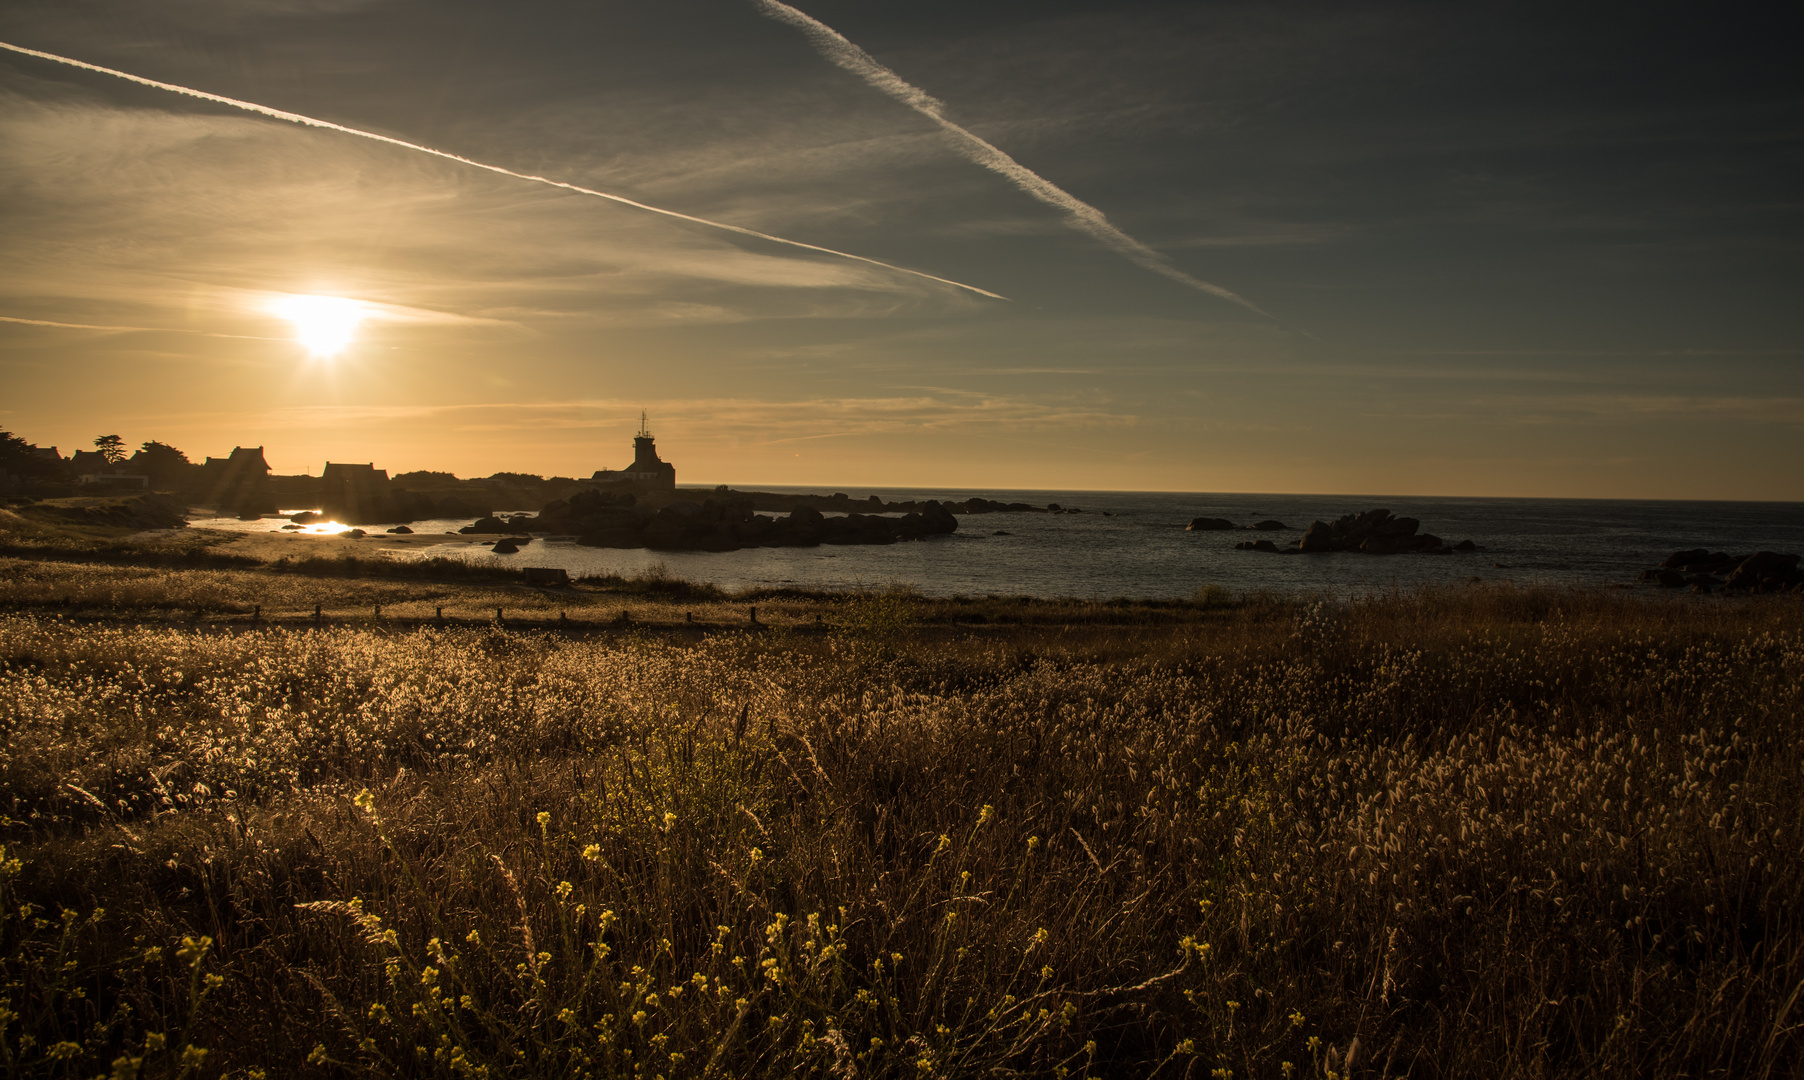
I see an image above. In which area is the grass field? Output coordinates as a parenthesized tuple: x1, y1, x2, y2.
(1, 565, 1799, 1078)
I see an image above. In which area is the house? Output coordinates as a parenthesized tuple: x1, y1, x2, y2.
(320, 462, 397, 524)
(198, 447, 272, 511)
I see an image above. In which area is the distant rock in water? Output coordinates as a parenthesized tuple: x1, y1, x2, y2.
(1234, 538, 1280, 552)
(1187, 517, 1236, 531)
(1641, 549, 1801, 593)
(524, 489, 959, 552)
(1235, 508, 1479, 555)
(1252, 520, 1288, 531)
(387, 525, 413, 534)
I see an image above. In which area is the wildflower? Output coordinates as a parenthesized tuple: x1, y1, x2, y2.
(582, 844, 601, 861)
(1029, 927, 1049, 948)
(1041, 965, 1054, 980)
(175, 935, 212, 966)
(1027, 835, 1041, 852)
(353, 789, 375, 813)
(536, 811, 551, 828)
(556, 881, 574, 900)
(978, 804, 994, 825)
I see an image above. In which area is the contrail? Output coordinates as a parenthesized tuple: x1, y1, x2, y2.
(752, 0, 1274, 319)
(0, 314, 282, 339)
(0, 39, 1006, 301)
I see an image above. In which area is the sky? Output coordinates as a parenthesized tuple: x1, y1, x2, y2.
(0, 0, 1799, 498)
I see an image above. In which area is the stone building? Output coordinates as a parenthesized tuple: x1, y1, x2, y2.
(197, 447, 272, 513)
(320, 462, 397, 524)
(591, 413, 676, 490)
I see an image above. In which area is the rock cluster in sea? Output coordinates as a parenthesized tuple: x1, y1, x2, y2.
(1642, 549, 1802, 593)
(1187, 517, 1288, 531)
(464, 488, 959, 552)
(1229, 508, 1478, 555)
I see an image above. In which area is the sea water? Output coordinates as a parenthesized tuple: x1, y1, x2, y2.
(191, 490, 1804, 600)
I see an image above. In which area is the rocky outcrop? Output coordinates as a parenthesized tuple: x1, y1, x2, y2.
(1642, 549, 1802, 593)
(1235, 508, 1477, 555)
(1188, 517, 1290, 532)
(460, 514, 536, 535)
(474, 489, 960, 553)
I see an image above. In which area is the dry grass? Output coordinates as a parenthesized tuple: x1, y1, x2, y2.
(0, 580, 1799, 1078)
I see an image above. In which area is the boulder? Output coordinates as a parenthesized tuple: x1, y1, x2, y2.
(1252, 520, 1287, 531)
(1298, 521, 1335, 552)
(491, 538, 521, 555)
(787, 505, 824, 525)
(460, 515, 512, 534)
(642, 518, 689, 549)
(387, 525, 413, 534)
(1187, 517, 1236, 531)
(289, 511, 321, 524)
(1725, 551, 1803, 591)
(920, 500, 958, 535)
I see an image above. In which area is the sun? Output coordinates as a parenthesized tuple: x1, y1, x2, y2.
(268, 294, 366, 358)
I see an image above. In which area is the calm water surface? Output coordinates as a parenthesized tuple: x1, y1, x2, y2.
(192, 490, 1804, 600)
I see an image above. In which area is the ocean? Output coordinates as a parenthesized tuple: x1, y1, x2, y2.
(187, 490, 1804, 600)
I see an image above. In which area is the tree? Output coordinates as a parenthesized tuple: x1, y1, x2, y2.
(0, 430, 33, 475)
(0, 430, 61, 479)
(133, 440, 192, 488)
(94, 434, 125, 464)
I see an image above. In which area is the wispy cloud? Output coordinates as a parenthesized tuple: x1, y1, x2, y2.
(752, 0, 1273, 319)
(0, 313, 284, 340)
(260, 393, 1141, 437)
(0, 38, 1006, 301)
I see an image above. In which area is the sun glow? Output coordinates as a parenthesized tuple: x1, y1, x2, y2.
(269, 294, 366, 358)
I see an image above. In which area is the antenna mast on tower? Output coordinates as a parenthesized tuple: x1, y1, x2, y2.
(637, 411, 651, 438)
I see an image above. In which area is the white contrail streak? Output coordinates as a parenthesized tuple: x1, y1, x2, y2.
(752, 0, 1273, 319)
(0, 39, 1006, 301)
(0, 314, 281, 339)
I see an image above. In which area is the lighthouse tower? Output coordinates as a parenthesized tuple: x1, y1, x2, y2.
(594, 411, 677, 489)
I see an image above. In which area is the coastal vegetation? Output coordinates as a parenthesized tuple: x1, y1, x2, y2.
(2, 570, 1799, 1078)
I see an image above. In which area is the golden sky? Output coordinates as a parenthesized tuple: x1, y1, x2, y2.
(1, 0, 1799, 497)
